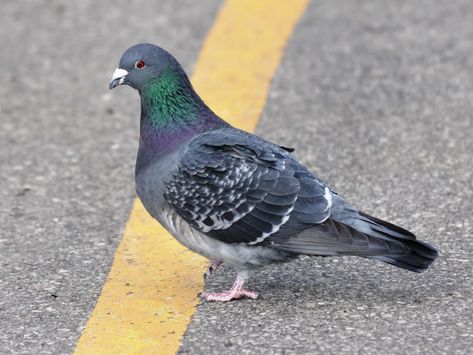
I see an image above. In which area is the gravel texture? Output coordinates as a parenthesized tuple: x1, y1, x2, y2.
(0, 1, 221, 353)
(179, 1, 473, 353)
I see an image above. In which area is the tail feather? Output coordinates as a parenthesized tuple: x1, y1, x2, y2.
(358, 211, 416, 240)
(370, 239, 438, 272)
(358, 211, 439, 272)
(269, 211, 439, 273)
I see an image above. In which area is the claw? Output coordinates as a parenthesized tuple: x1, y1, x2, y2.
(201, 274, 258, 302)
(203, 260, 223, 281)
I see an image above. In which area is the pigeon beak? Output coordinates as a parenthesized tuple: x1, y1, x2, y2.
(109, 68, 128, 89)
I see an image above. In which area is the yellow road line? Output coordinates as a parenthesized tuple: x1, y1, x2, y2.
(74, 0, 309, 354)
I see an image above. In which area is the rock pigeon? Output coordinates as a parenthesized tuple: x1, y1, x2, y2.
(109, 43, 439, 302)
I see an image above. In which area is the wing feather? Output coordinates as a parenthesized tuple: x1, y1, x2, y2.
(164, 129, 332, 245)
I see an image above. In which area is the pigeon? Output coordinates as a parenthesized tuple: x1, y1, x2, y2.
(109, 43, 439, 302)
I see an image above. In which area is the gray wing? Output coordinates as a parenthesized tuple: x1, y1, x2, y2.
(164, 129, 332, 245)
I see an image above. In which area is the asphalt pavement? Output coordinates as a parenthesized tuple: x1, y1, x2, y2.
(0, 1, 221, 353)
(1, 0, 473, 354)
(181, 0, 473, 353)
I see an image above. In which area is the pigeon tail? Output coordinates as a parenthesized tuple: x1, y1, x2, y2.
(268, 212, 439, 273)
(357, 211, 439, 273)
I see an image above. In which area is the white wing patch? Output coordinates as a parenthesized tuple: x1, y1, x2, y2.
(198, 202, 256, 232)
(248, 206, 294, 245)
(324, 187, 333, 211)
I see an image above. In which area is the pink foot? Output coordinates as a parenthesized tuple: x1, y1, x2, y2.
(201, 289, 259, 302)
(201, 275, 259, 302)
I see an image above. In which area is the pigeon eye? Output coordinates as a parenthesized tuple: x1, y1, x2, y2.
(135, 60, 145, 69)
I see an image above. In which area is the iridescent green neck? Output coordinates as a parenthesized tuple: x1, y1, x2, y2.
(139, 70, 207, 128)
(136, 69, 228, 171)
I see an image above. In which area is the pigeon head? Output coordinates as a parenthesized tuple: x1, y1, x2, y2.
(109, 43, 227, 159)
(109, 43, 183, 91)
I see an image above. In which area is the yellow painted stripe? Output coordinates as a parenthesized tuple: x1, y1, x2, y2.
(192, 0, 309, 131)
(74, 0, 309, 354)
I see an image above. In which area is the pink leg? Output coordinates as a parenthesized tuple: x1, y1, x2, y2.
(203, 260, 223, 280)
(201, 274, 259, 302)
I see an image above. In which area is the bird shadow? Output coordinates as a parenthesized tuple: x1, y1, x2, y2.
(202, 256, 457, 306)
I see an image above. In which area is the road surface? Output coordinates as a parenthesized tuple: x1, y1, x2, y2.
(1, 0, 472, 354)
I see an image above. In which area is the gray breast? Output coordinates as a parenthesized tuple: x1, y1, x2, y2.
(135, 151, 180, 219)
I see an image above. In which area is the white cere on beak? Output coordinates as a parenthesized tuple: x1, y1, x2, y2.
(111, 68, 128, 84)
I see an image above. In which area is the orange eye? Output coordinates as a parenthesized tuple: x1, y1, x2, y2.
(135, 60, 145, 69)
